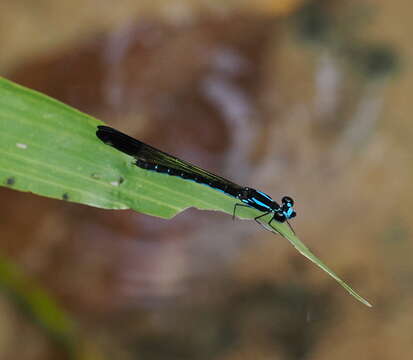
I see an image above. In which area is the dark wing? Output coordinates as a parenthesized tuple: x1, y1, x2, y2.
(96, 126, 243, 190)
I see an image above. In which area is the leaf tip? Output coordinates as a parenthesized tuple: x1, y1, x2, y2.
(363, 299, 373, 308)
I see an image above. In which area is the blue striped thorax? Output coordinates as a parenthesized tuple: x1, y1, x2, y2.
(238, 188, 296, 223)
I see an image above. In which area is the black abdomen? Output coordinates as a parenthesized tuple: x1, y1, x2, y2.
(135, 159, 240, 198)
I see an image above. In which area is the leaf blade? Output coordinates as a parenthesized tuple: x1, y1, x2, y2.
(0, 77, 371, 307)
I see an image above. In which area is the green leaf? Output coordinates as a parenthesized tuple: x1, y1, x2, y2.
(0, 77, 371, 307)
(0, 77, 256, 218)
(266, 220, 372, 307)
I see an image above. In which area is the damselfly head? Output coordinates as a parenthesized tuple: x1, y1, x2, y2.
(281, 196, 296, 220)
(281, 196, 294, 207)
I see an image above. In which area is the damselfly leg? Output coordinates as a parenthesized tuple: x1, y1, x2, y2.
(255, 213, 281, 236)
(232, 203, 251, 220)
(267, 215, 296, 236)
(233, 203, 288, 237)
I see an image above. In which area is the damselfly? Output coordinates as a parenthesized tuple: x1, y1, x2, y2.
(96, 125, 296, 234)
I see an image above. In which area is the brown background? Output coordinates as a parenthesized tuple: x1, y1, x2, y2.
(0, 0, 411, 359)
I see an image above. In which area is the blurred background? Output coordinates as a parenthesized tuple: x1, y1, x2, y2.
(0, 0, 409, 359)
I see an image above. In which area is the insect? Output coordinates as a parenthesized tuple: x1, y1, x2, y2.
(96, 125, 296, 235)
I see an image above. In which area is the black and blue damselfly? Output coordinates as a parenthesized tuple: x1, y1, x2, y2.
(96, 126, 296, 235)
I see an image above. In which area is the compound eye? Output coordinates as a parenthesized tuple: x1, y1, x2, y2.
(282, 196, 294, 206)
(289, 211, 297, 218)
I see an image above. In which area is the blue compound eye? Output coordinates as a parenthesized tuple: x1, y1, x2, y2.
(282, 196, 294, 207)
